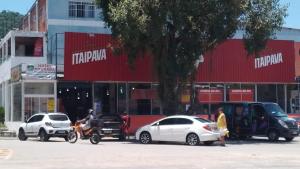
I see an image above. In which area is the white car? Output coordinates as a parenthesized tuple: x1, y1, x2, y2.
(136, 115, 221, 146)
(18, 113, 72, 142)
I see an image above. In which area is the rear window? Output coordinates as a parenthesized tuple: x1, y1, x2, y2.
(99, 115, 122, 122)
(194, 117, 211, 123)
(49, 114, 69, 121)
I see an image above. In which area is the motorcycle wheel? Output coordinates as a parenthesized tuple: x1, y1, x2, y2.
(68, 131, 78, 143)
(90, 133, 101, 144)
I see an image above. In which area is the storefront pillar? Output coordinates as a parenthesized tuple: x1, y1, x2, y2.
(92, 82, 95, 112)
(284, 84, 287, 113)
(223, 84, 227, 102)
(10, 83, 13, 121)
(54, 81, 57, 112)
(125, 83, 129, 114)
(4, 82, 9, 122)
(21, 81, 25, 122)
(255, 84, 258, 102)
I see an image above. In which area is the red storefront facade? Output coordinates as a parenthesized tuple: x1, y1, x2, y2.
(60, 32, 300, 133)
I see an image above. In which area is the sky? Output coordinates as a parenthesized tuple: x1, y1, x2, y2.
(0, 0, 299, 29)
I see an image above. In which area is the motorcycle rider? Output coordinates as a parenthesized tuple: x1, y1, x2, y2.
(78, 109, 96, 138)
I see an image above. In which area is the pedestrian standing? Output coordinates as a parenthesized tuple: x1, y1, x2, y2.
(217, 107, 229, 146)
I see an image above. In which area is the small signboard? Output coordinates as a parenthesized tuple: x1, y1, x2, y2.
(11, 64, 22, 82)
(47, 98, 55, 112)
(229, 89, 254, 102)
(197, 89, 224, 103)
(24, 64, 56, 80)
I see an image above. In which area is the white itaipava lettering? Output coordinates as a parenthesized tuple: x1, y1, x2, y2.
(254, 53, 283, 69)
(72, 49, 107, 65)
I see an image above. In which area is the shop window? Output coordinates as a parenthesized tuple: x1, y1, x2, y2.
(15, 37, 43, 57)
(226, 83, 255, 102)
(192, 83, 224, 118)
(129, 84, 151, 115)
(25, 82, 54, 95)
(94, 83, 116, 114)
(151, 84, 161, 115)
(287, 84, 299, 114)
(117, 83, 126, 114)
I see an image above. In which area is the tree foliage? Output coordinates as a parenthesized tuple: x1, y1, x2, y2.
(96, 0, 287, 114)
(0, 10, 23, 38)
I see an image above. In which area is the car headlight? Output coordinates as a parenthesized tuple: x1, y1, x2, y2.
(278, 119, 288, 129)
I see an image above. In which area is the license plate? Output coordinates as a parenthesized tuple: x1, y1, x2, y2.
(57, 131, 66, 134)
(292, 131, 298, 135)
(104, 130, 112, 134)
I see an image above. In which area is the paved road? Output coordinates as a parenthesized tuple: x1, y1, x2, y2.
(0, 137, 300, 169)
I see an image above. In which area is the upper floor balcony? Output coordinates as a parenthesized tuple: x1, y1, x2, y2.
(0, 30, 47, 82)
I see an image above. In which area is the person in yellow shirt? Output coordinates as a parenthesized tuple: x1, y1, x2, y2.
(217, 107, 229, 146)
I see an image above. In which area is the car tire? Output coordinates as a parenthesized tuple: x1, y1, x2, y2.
(119, 133, 126, 141)
(186, 133, 199, 146)
(285, 137, 294, 142)
(267, 130, 279, 142)
(64, 136, 69, 142)
(203, 141, 214, 146)
(18, 128, 28, 141)
(139, 132, 152, 144)
(39, 129, 49, 142)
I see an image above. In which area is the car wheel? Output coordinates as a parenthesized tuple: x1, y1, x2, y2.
(64, 136, 69, 142)
(139, 132, 152, 144)
(119, 133, 126, 141)
(267, 130, 279, 142)
(186, 133, 199, 146)
(39, 129, 49, 142)
(18, 128, 28, 141)
(203, 141, 214, 146)
(285, 137, 294, 142)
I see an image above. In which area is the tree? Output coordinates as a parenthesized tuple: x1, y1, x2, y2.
(0, 10, 23, 38)
(96, 0, 287, 115)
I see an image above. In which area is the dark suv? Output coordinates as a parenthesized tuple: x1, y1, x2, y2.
(219, 102, 299, 141)
(97, 114, 126, 140)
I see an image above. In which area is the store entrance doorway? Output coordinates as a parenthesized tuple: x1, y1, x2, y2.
(57, 82, 92, 123)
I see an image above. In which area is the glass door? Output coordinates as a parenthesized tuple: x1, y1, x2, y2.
(24, 97, 55, 120)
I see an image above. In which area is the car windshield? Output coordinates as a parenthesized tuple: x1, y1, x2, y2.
(264, 104, 287, 117)
(49, 114, 69, 121)
(194, 117, 211, 123)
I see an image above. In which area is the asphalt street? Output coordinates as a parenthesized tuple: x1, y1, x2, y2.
(0, 137, 300, 169)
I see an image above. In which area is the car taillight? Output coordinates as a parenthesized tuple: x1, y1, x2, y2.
(203, 125, 212, 131)
(45, 122, 53, 127)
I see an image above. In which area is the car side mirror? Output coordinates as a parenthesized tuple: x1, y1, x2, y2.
(155, 122, 159, 126)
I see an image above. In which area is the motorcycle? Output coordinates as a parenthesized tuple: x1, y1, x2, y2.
(67, 121, 101, 144)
